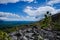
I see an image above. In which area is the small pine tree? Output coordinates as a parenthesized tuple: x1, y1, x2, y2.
(41, 11, 52, 29)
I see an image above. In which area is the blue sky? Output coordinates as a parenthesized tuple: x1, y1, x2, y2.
(0, 0, 60, 21)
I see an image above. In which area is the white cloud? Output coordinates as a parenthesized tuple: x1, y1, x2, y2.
(56, 9, 60, 13)
(0, 0, 19, 4)
(48, 0, 60, 5)
(0, 0, 34, 4)
(20, 16, 38, 21)
(0, 12, 39, 21)
(20, 0, 34, 3)
(24, 6, 60, 21)
(0, 12, 21, 21)
(0, 12, 20, 18)
(24, 6, 56, 17)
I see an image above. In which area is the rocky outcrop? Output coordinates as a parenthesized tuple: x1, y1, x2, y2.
(9, 26, 60, 40)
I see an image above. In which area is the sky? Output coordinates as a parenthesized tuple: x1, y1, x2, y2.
(0, 0, 60, 21)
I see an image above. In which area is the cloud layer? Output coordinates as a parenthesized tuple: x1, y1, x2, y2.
(0, 12, 21, 21)
(0, 12, 38, 21)
(0, 0, 34, 4)
(24, 6, 56, 17)
(48, 0, 60, 5)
